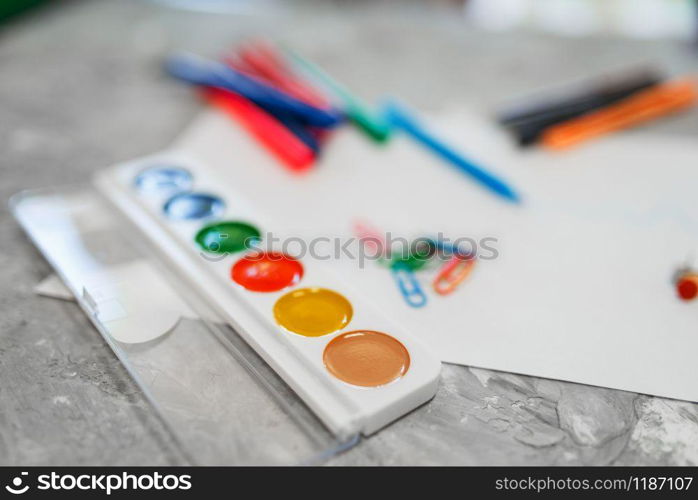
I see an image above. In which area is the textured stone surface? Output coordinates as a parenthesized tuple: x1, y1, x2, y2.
(1, 0, 698, 465)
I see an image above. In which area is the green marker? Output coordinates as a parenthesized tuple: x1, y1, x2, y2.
(286, 50, 392, 143)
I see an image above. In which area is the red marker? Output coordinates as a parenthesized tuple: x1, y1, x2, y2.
(235, 41, 331, 109)
(201, 87, 315, 172)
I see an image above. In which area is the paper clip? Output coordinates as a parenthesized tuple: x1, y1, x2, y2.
(391, 263, 427, 308)
(433, 256, 476, 296)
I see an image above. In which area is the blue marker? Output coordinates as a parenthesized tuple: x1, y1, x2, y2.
(166, 53, 343, 128)
(259, 106, 321, 153)
(383, 100, 521, 204)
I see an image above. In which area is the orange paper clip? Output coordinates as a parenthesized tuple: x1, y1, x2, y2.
(433, 256, 476, 295)
(542, 78, 698, 150)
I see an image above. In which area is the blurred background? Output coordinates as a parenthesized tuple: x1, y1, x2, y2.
(6, 0, 695, 36)
(2, 0, 697, 172)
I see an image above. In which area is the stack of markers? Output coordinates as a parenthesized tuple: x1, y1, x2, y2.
(497, 68, 698, 150)
(166, 41, 344, 171)
(166, 41, 421, 171)
(166, 40, 519, 203)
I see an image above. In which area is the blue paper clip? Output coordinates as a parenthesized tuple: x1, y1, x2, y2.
(391, 263, 428, 308)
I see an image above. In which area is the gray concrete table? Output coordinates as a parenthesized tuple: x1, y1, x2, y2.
(2, 0, 698, 465)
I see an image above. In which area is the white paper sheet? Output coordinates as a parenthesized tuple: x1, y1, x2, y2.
(172, 110, 698, 402)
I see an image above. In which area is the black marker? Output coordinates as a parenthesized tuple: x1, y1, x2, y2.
(498, 69, 664, 146)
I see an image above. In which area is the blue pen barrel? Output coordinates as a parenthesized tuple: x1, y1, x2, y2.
(166, 53, 343, 128)
(383, 100, 521, 204)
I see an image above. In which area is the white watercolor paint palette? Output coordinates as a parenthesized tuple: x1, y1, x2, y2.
(93, 152, 441, 438)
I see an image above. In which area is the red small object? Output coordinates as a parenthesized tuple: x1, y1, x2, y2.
(201, 87, 315, 172)
(677, 274, 698, 301)
(231, 251, 304, 292)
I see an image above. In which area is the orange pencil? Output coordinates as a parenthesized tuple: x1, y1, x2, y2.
(542, 78, 698, 150)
